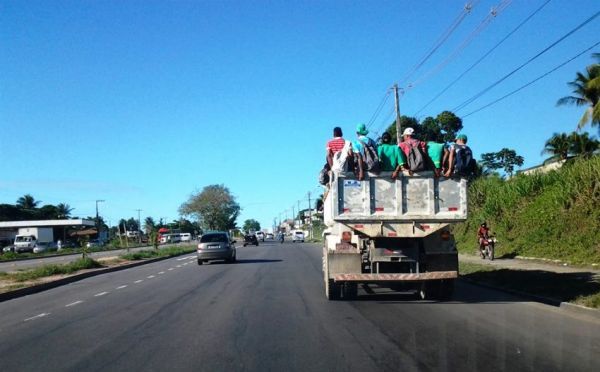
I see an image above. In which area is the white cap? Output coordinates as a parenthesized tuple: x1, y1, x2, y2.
(402, 127, 415, 136)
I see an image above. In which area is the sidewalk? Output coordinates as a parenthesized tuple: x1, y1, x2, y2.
(459, 253, 600, 275)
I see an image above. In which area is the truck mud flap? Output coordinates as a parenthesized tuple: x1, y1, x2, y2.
(333, 271, 457, 282)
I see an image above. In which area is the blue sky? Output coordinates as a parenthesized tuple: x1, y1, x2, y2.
(1, 0, 599, 230)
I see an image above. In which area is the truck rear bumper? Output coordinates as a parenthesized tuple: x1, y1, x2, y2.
(333, 271, 457, 282)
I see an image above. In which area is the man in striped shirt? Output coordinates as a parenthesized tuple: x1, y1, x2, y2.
(326, 127, 346, 168)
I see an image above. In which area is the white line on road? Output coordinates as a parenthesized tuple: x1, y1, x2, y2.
(134, 280, 143, 283)
(65, 301, 83, 307)
(147, 275, 155, 279)
(94, 292, 108, 297)
(24, 313, 50, 322)
(168, 268, 174, 271)
(158, 271, 165, 275)
(116, 285, 128, 290)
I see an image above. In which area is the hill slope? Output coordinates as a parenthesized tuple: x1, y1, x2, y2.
(452, 156, 600, 264)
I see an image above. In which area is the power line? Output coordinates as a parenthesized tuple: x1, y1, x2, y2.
(366, 90, 391, 129)
(462, 40, 600, 118)
(453, 10, 600, 112)
(400, 1, 477, 85)
(409, 0, 512, 90)
(414, 0, 552, 116)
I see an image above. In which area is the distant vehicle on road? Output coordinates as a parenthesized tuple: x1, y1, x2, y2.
(266, 233, 274, 239)
(243, 234, 259, 247)
(2, 245, 15, 253)
(292, 231, 305, 243)
(33, 242, 58, 254)
(180, 233, 192, 242)
(255, 231, 265, 242)
(197, 232, 236, 265)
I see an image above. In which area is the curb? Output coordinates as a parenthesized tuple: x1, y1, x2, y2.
(460, 277, 600, 320)
(0, 250, 195, 303)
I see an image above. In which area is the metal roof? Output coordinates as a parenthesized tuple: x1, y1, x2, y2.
(0, 219, 96, 228)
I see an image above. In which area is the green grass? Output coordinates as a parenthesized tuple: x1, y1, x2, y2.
(453, 156, 600, 264)
(11, 258, 103, 282)
(120, 246, 196, 261)
(459, 262, 600, 308)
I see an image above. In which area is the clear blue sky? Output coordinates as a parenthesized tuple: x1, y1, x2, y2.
(1, 0, 599, 230)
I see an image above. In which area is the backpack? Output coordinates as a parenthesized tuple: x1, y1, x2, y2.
(358, 140, 381, 173)
(454, 145, 476, 176)
(318, 163, 330, 185)
(406, 142, 427, 172)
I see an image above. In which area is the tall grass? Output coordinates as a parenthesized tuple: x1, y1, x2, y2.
(454, 156, 600, 264)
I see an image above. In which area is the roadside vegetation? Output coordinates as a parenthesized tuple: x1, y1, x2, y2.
(9, 258, 103, 282)
(453, 155, 600, 264)
(460, 262, 600, 309)
(120, 246, 196, 261)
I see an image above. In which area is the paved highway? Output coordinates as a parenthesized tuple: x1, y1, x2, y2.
(0, 241, 598, 371)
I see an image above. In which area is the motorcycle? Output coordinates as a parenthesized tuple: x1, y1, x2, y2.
(278, 233, 284, 244)
(479, 235, 497, 261)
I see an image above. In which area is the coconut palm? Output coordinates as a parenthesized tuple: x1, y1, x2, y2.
(557, 57, 600, 132)
(542, 132, 571, 162)
(56, 203, 74, 219)
(16, 194, 41, 210)
(569, 132, 600, 158)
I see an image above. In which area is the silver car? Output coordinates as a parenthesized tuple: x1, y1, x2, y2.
(197, 232, 236, 265)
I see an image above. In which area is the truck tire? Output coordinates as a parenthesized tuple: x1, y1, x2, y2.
(197, 259, 203, 265)
(419, 280, 455, 301)
(325, 279, 341, 300)
(341, 282, 358, 300)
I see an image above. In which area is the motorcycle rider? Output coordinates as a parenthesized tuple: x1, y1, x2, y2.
(477, 222, 490, 258)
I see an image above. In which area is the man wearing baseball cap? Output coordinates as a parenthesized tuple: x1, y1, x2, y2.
(444, 134, 473, 177)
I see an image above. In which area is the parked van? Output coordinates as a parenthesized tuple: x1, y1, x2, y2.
(180, 233, 192, 242)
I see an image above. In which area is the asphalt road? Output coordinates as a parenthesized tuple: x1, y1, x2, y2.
(0, 241, 598, 371)
(0, 243, 189, 271)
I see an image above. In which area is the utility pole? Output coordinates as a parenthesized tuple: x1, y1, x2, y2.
(95, 200, 105, 241)
(297, 200, 301, 227)
(135, 209, 143, 244)
(394, 84, 402, 144)
(308, 192, 312, 239)
(291, 206, 295, 229)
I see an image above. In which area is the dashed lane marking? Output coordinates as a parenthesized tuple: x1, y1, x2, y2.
(168, 268, 174, 271)
(24, 313, 50, 322)
(147, 275, 155, 279)
(65, 301, 83, 307)
(134, 280, 143, 283)
(116, 285, 128, 290)
(176, 265, 182, 268)
(158, 272, 165, 275)
(94, 292, 109, 297)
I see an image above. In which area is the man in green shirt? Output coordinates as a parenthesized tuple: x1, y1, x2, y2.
(377, 132, 406, 179)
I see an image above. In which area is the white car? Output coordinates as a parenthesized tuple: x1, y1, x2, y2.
(255, 231, 265, 242)
(292, 231, 305, 243)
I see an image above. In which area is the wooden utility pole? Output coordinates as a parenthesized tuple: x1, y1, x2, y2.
(308, 192, 312, 239)
(394, 84, 402, 144)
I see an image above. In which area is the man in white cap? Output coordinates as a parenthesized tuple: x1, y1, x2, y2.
(398, 127, 427, 173)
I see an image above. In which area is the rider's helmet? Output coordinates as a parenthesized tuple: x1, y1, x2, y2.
(481, 222, 487, 227)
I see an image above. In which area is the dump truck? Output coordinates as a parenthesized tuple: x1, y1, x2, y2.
(322, 170, 467, 300)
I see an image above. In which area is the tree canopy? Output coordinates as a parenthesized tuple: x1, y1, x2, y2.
(179, 184, 240, 231)
(385, 111, 462, 143)
(242, 219, 261, 232)
(480, 148, 524, 177)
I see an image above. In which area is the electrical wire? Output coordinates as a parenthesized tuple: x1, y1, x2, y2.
(366, 90, 391, 129)
(399, 1, 477, 86)
(414, 0, 552, 116)
(452, 10, 600, 112)
(409, 0, 512, 90)
(462, 40, 600, 118)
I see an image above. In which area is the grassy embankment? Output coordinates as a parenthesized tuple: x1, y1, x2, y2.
(452, 156, 600, 265)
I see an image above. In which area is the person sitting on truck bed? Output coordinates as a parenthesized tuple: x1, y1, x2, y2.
(444, 134, 475, 178)
(426, 133, 448, 177)
(377, 132, 406, 179)
(351, 123, 377, 181)
(326, 126, 346, 168)
(398, 127, 428, 174)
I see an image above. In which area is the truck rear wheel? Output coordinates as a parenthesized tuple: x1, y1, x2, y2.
(326, 279, 341, 300)
(419, 280, 455, 301)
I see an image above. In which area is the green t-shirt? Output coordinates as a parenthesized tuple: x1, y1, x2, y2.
(377, 143, 405, 171)
(427, 142, 445, 168)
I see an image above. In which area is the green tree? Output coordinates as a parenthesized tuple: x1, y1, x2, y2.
(386, 116, 420, 143)
(385, 111, 462, 143)
(569, 131, 599, 158)
(179, 184, 240, 231)
(144, 216, 156, 233)
(557, 55, 600, 132)
(542, 132, 571, 162)
(37, 204, 58, 219)
(16, 194, 41, 210)
(436, 110, 463, 142)
(479, 148, 524, 178)
(56, 203, 74, 219)
(242, 219, 261, 232)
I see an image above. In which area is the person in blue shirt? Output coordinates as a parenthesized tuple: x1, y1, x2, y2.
(351, 123, 376, 180)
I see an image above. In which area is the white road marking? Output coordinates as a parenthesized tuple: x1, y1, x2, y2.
(176, 265, 182, 268)
(134, 280, 143, 283)
(168, 268, 174, 271)
(94, 292, 108, 297)
(24, 313, 50, 322)
(147, 275, 155, 279)
(116, 285, 128, 290)
(65, 301, 83, 307)
(158, 271, 165, 275)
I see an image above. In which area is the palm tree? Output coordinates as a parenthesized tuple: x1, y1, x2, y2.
(557, 56, 600, 132)
(56, 203, 74, 219)
(542, 133, 571, 163)
(569, 132, 600, 158)
(144, 217, 156, 234)
(16, 194, 41, 210)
